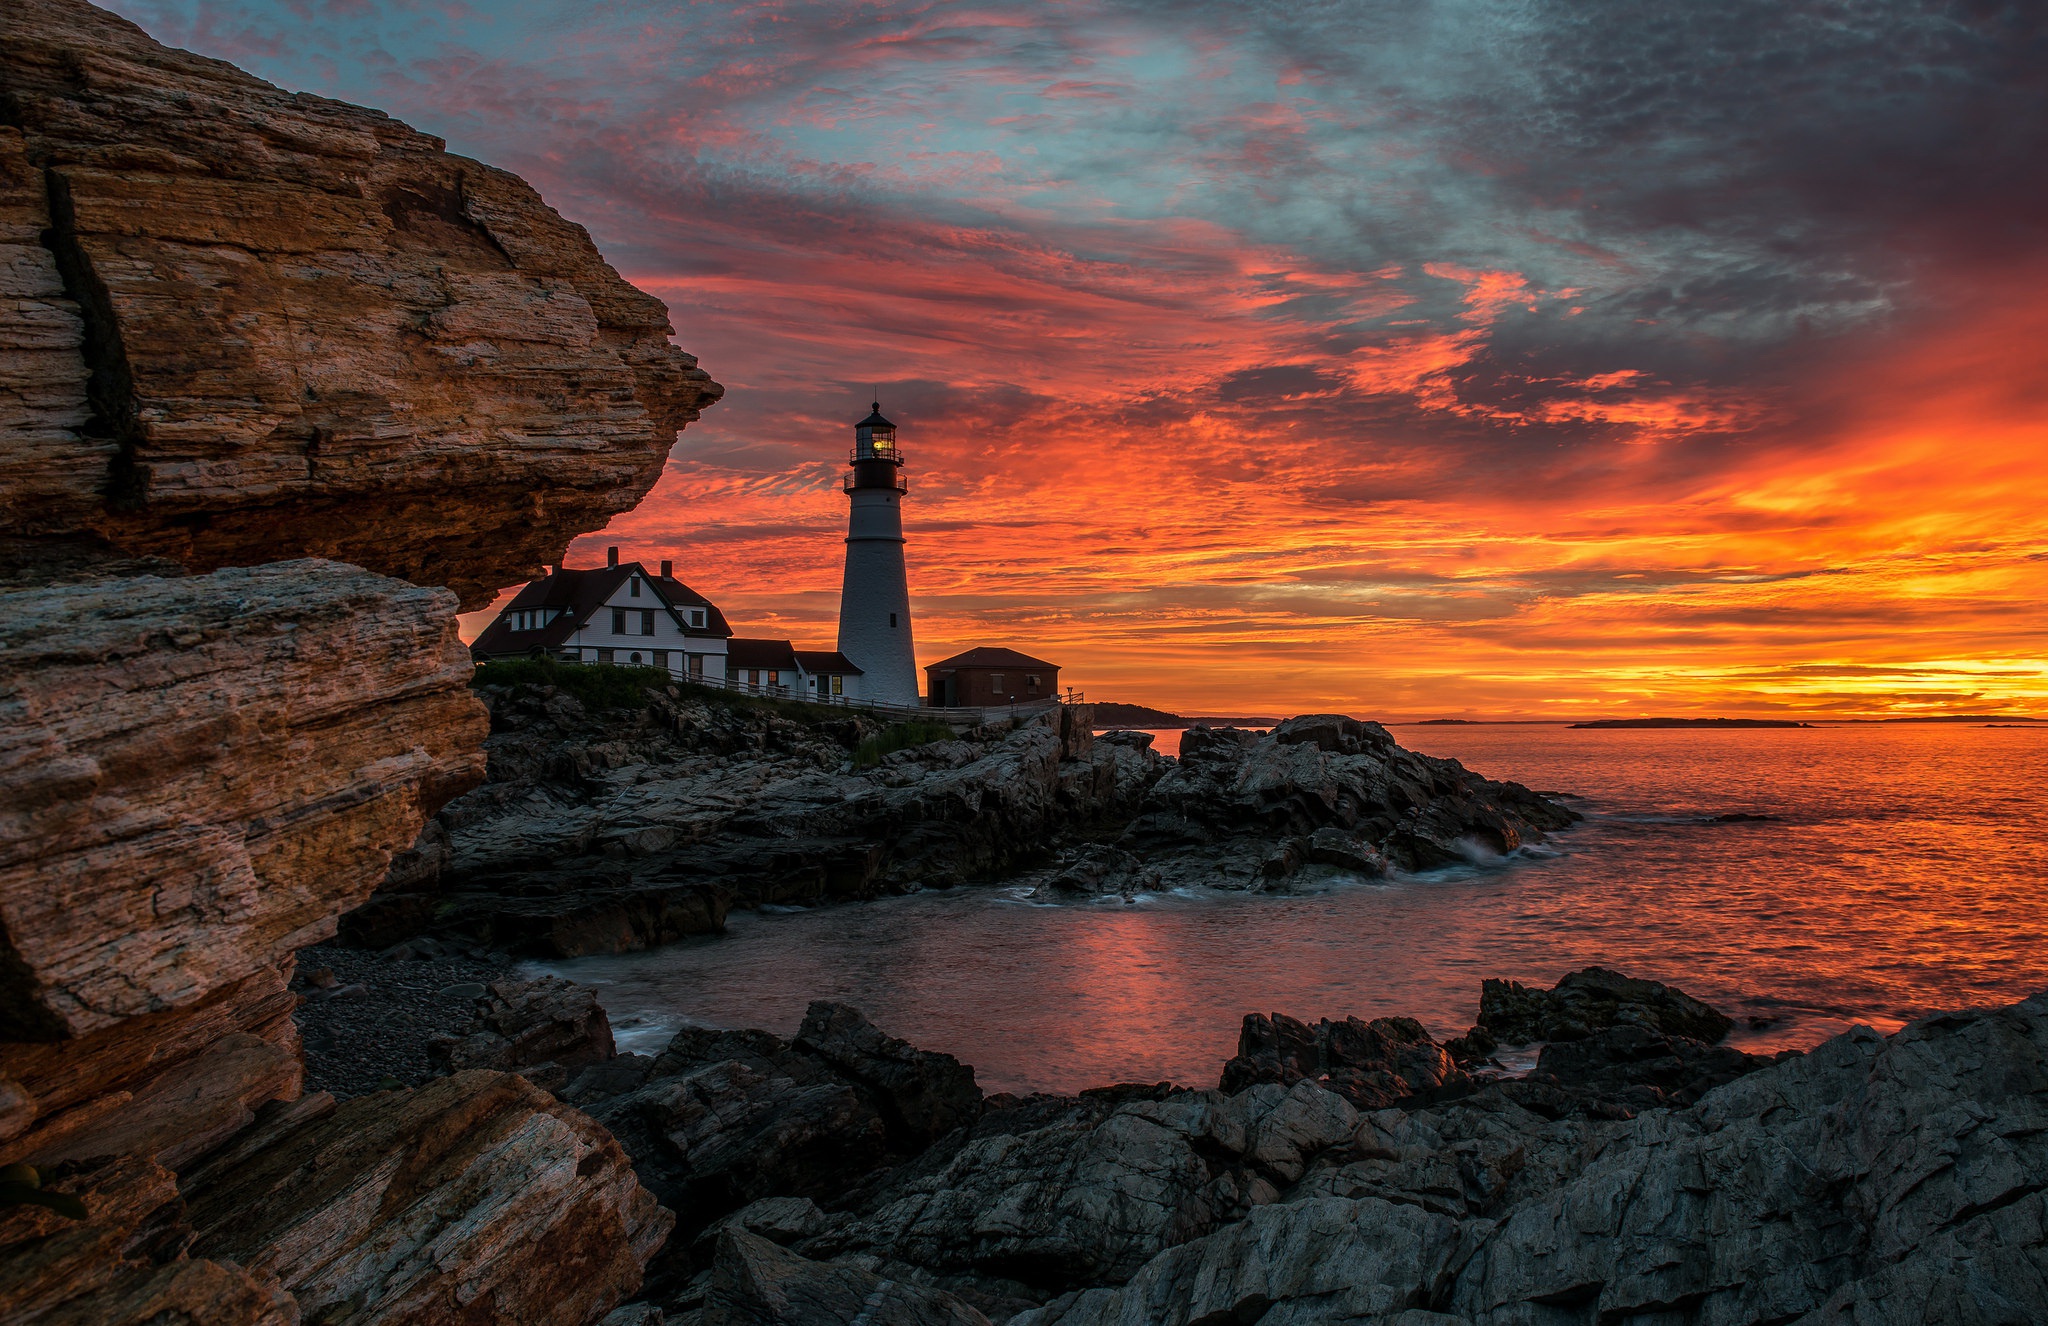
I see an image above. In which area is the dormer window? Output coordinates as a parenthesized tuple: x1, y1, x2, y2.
(689, 609, 704, 628)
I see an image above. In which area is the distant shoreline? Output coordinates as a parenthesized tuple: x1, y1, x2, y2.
(1092, 703, 2040, 728)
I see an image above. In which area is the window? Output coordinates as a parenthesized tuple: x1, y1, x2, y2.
(747, 669, 759, 685)
(641, 610, 655, 635)
(628, 652, 642, 664)
(831, 675, 844, 696)
(1027, 675, 1040, 692)
(597, 648, 614, 663)
(889, 612, 898, 627)
(991, 674, 1004, 691)
(653, 650, 669, 668)
(689, 655, 704, 677)
(689, 609, 705, 628)
(768, 670, 781, 685)
(630, 577, 641, 597)
(611, 609, 626, 634)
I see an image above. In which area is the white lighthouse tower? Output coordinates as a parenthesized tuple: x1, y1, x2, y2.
(836, 402, 919, 705)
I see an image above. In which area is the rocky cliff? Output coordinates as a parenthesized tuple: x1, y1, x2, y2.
(345, 676, 1169, 956)
(1, 2, 719, 1321)
(1, 0, 720, 607)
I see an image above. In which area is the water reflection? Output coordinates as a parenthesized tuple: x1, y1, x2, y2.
(545, 725, 2048, 1095)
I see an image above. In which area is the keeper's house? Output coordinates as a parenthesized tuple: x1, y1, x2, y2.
(470, 547, 732, 680)
(726, 638, 864, 701)
(924, 647, 1060, 707)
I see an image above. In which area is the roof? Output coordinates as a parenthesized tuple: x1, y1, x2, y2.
(469, 561, 731, 657)
(856, 401, 895, 430)
(794, 650, 863, 675)
(925, 646, 1060, 672)
(727, 638, 800, 670)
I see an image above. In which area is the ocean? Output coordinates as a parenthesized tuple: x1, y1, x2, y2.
(540, 722, 2048, 1095)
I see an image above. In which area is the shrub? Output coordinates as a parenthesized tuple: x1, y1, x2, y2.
(473, 657, 674, 711)
(853, 720, 958, 769)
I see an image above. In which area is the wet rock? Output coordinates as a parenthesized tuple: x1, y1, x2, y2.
(1475, 965, 1736, 1045)
(704, 1227, 992, 1326)
(1530, 1021, 1771, 1110)
(1220, 1013, 1465, 1109)
(1038, 845, 1162, 897)
(431, 974, 618, 1087)
(794, 1002, 983, 1148)
(1119, 715, 1575, 886)
(185, 1069, 670, 1326)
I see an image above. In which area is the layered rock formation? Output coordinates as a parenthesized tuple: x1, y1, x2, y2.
(346, 679, 1168, 955)
(1, 0, 720, 606)
(1118, 716, 1577, 885)
(1, 2, 720, 1321)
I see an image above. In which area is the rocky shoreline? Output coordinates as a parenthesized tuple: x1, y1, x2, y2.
(307, 964, 2048, 1326)
(340, 678, 1579, 957)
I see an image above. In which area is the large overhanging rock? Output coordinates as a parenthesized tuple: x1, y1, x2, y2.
(0, 561, 486, 1045)
(0, 0, 722, 607)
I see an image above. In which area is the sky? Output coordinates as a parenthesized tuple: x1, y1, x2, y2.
(108, 0, 2048, 719)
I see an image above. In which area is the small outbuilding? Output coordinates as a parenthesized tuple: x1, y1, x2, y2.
(924, 647, 1060, 707)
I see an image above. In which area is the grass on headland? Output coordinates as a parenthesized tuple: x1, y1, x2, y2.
(853, 720, 958, 769)
(473, 657, 895, 726)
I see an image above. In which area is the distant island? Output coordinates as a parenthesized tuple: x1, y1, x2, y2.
(1093, 701, 1280, 728)
(1570, 717, 1813, 729)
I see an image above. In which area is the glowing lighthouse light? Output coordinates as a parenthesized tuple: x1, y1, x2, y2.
(835, 402, 919, 705)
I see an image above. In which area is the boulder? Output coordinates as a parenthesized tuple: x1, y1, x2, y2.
(1475, 965, 1735, 1046)
(704, 1227, 992, 1326)
(431, 974, 618, 1091)
(1221, 1013, 1465, 1109)
(184, 1070, 671, 1326)
(1530, 1021, 1771, 1110)
(794, 1001, 982, 1148)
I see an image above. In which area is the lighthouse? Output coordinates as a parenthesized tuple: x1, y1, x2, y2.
(835, 402, 919, 705)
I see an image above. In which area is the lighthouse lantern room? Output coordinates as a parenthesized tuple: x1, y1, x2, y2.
(835, 402, 920, 705)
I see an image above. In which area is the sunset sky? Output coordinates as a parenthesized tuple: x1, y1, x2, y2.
(111, 0, 2048, 718)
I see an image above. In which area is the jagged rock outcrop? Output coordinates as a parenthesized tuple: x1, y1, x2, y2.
(0, 1151, 299, 1324)
(182, 1070, 670, 1326)
(0, 0, 720, 606)
(429, 973, 619, 1093)
(706, 1227, 993, 1326)
(347, 684, 1169, 955)
(1220, 1013, 1465, 1110)
(1476, 965, 1736, 1046)
(1118, 716, 1576, 885)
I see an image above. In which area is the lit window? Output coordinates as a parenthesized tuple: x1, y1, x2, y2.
(832, 675, 844, 696)
(747, 669, 759, 685)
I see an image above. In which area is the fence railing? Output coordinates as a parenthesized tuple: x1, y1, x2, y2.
(631, 665, 1061, 726)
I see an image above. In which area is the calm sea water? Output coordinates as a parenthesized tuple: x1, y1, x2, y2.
(540, 723, 2048, 1095)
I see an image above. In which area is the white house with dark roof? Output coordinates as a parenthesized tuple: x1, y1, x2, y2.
(470, 546, 733, 680)
(725, 638, 865, 701)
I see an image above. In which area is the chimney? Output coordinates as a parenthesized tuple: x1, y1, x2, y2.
(660, 560, 673, 579)
(606, 546, 619, 568)
(551, 560, 563, 576)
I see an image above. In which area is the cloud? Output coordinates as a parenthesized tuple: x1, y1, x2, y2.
(106, 0, 2048, 717)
